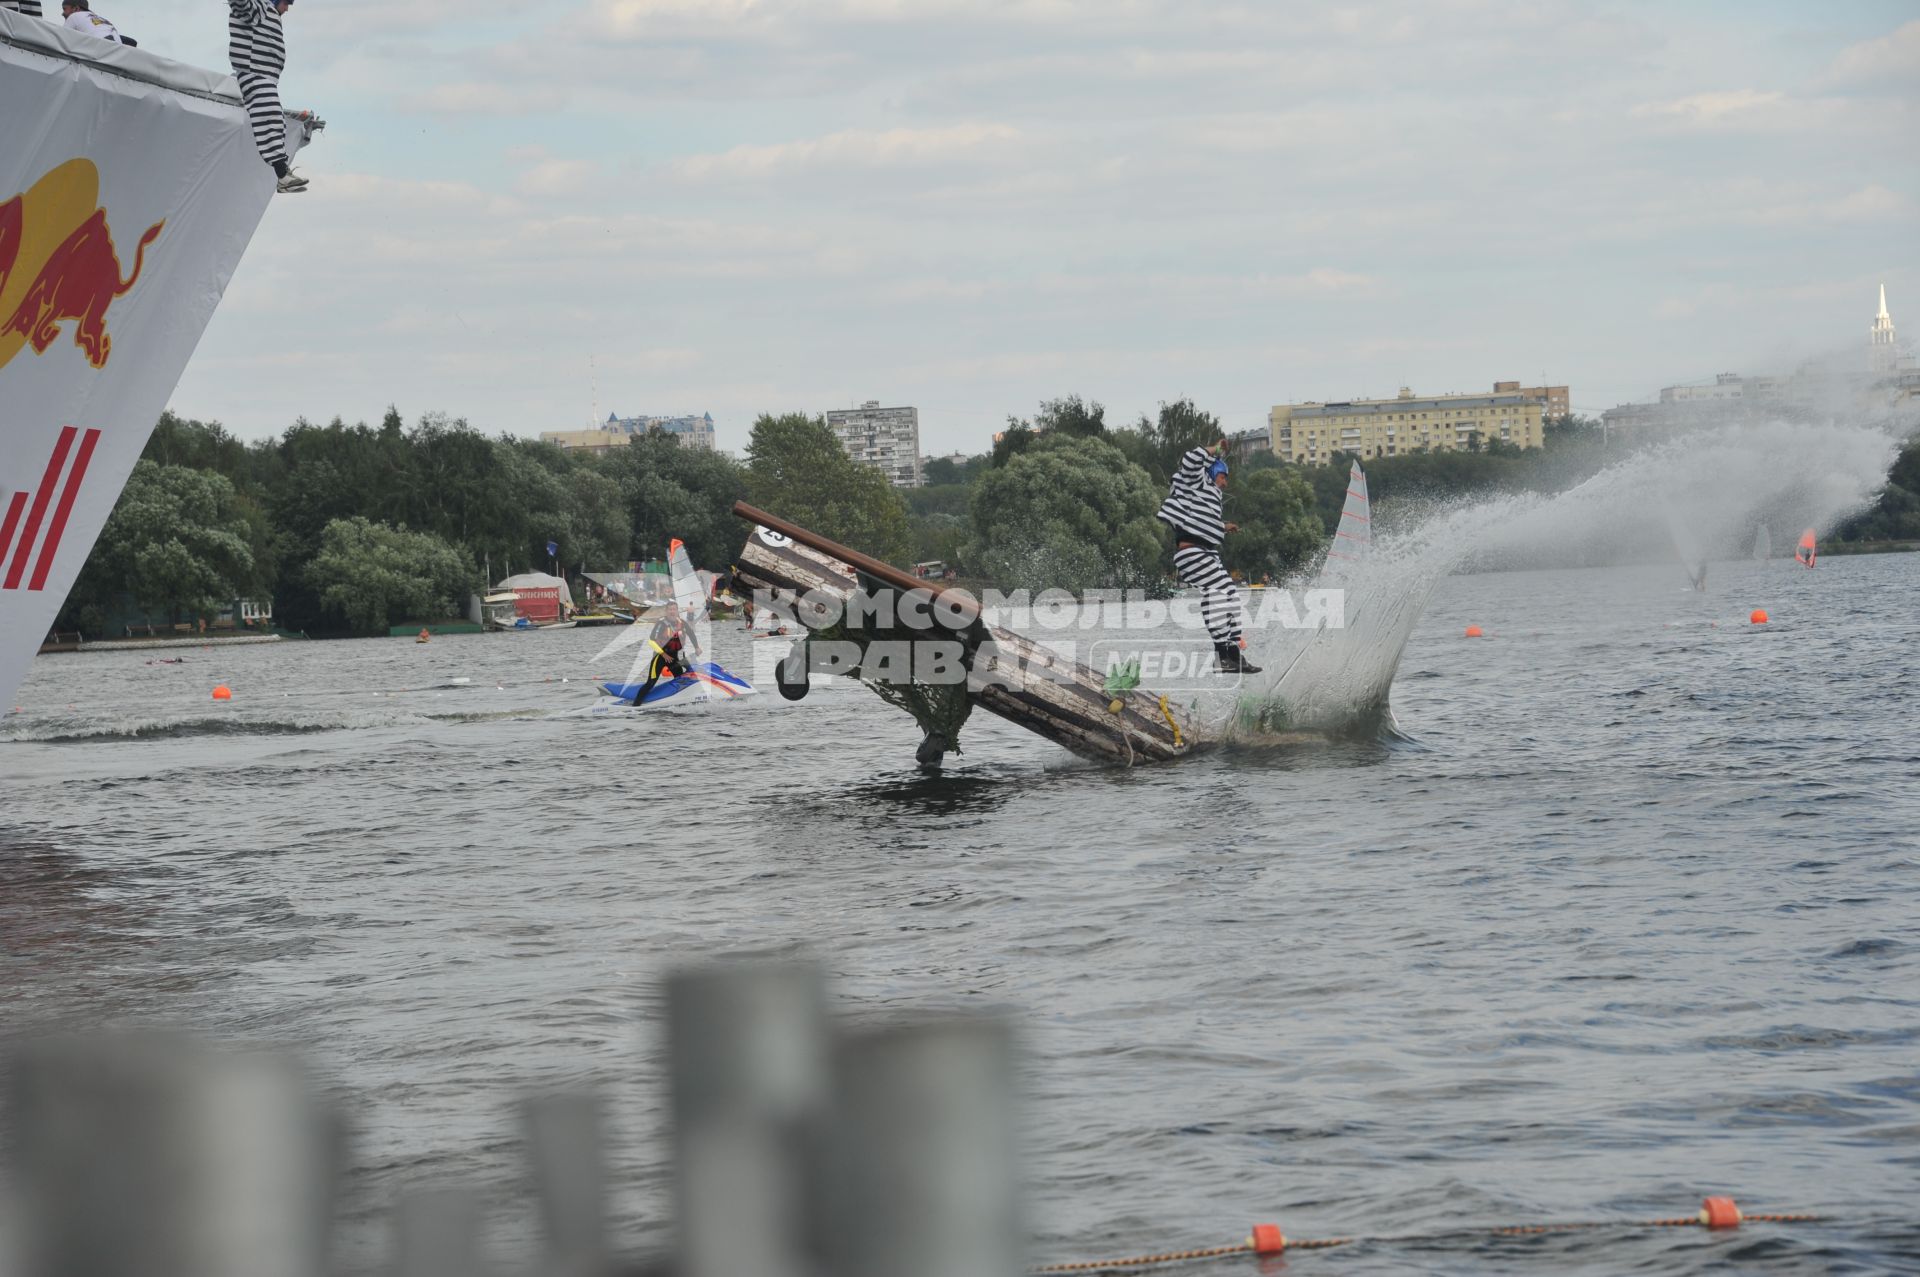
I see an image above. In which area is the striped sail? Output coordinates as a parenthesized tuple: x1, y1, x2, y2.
(1325, 461, 1372, 571)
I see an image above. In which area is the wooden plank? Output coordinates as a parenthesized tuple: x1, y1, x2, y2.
(729, 517, 1202, 764)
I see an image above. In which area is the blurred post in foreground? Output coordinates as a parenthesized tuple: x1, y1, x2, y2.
(828, 1015, 1023, 1277)
(523, 1092, 611, 1277)
(669, 961, 832, 1277)
(8, 1034, 337, 1277)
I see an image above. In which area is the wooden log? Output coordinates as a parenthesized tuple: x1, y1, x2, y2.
(729, 504, 1202, 763)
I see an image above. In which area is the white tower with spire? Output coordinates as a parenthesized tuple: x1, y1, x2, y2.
(1868, 283, 1897, 373)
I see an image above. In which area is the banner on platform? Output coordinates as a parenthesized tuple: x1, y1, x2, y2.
(1, 10, 282, 704)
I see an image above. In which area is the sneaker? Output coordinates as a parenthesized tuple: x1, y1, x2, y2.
(1215, 644, 1261, 674)
(276, 171, 309, 194)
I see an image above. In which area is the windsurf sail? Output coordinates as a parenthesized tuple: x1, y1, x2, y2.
(1323, 460, 1372, 575)
(664, 538, 714, 705)
(1795, 528, 1817, 568)
(1752, 525, 1772, 561)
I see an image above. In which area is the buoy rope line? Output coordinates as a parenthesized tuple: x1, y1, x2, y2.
(1029, 1199, 1821, 1272)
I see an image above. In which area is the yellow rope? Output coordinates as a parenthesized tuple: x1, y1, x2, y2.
(1157, 694, 1183, 747)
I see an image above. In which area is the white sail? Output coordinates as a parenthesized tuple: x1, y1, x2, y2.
(666, 538, 712, 704)
(1322, 460, 1372, 577)
(1752, 525, 1772, 561)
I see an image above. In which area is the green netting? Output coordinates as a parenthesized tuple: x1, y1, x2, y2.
(1232, 693, 1293, 735)
(806, 609, 974, 753)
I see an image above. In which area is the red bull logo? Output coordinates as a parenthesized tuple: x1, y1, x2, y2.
(0, 157, 164, 374)
(1, 426, 101, 592)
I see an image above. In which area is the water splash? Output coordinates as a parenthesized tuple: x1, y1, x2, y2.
(1225, 419, 1903, 739)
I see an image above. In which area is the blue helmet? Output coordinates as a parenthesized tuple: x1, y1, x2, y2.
(1207, 457, 1229, 481)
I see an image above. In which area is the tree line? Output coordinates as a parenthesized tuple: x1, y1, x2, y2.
(57, 400, 1920, 637)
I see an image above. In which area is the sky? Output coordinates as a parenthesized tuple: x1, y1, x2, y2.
(120, 0, 1920, 456)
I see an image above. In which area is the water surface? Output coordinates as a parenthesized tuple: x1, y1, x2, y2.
(4, 555, 1917, 1272)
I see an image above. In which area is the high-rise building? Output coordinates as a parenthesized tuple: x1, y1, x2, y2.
(1869, 283, 1898, 374)
(826, 401, 922, 487)
(1268, 382, 1547, 465)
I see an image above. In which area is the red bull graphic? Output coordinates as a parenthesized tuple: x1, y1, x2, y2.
(0, 425, 100, 591)
(0, 157, 163, 374)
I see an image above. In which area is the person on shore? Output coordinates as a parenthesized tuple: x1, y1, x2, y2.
(228, 0, 307, 193)
(627, 602, 700, 706)
(1157, 439, 1259, 673)
(60, 1, 126, 42)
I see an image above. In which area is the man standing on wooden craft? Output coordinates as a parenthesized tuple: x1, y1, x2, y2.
(1157, 439, 1259, 674)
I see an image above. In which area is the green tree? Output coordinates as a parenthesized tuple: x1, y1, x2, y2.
(744, 413, 910, 562)
(1223, 469, 1324, 579)
(600, 431, 749, 570)
(73, 461, 261, 624)
(911, 512, 969, 568)
(307, 517, 471, 633)
(922, 454, 986, 486)
(1134, 398, 1223, 486)
(1034, 394, 1107, 438)
(966, 434, 1166, 592)
(989, 420, 1036, 468)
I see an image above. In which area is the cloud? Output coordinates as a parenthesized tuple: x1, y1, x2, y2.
(1631, 89, 1791, 129)
(514, 158, 601, 198)
(1824, 19, 1920, 87)
(1824, 184, 1913, 223)
(672, 123, 1025, 180)
(400, 82, 574, 117)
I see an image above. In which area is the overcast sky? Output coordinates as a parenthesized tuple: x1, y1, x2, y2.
(128, 0, 1918, 455)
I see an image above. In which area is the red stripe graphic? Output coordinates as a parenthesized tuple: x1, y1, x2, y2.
(0, 491, 27, 567)
(29, 427, 101, 590)
(4, 426, 77, 590)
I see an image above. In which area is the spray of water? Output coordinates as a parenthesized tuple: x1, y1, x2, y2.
(1222, 419, 1904, 740)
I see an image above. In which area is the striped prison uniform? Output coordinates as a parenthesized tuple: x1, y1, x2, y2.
(228, 0, 288, 170)
(2, 2, 47, 17)
(1157, 446, 1244, 646)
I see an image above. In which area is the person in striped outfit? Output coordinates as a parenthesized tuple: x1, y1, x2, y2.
(1158, 440, 1260, 674)
(228, 0, 306, 193)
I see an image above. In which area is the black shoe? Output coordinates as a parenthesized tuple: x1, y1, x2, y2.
(1216, 644, 1261, 674)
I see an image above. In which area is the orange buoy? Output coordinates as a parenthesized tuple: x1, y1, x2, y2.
(1249, 1223, 1286, 1254)
(1749, 609, 1768, 624)
(211, 685, 232, 700)
(1700, 1196, 1742, 1229)
(1464, 625, 1483, 638)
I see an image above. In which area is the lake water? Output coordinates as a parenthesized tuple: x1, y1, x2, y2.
(3, 554, 1917, 1273)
